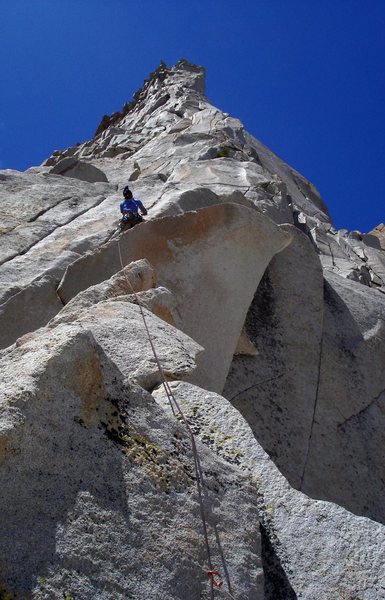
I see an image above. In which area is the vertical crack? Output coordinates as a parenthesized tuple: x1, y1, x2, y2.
(299, 290, 325, 491)
(327, 242, 336, 267)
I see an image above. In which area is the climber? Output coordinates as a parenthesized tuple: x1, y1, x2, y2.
(119, 186, 148, 230)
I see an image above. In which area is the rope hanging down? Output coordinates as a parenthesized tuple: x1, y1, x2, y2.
(117, 237, 227, 599)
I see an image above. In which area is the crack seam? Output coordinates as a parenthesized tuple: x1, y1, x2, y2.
(337, 387, 385, 429)
(229, 373, 284, 403)
(299, 299, 325, 490)
(0, 195, 108, 269)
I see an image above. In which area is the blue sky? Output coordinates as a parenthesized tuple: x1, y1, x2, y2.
(1, 0, 384, 232)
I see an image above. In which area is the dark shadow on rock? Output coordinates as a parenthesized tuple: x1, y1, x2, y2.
(303, 276, 385, 524)
(0, 400, 131, 596)
(260, 524, 297, 600)
(223, 268, 297, 481)
(0, 339, 134, 596)
(224, 264, 385, 524)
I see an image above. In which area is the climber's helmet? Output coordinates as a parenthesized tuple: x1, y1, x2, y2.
(123, 186, 133, 200)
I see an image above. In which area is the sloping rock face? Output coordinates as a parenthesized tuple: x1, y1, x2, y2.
(304, 271, 385, 521)
(154, 381, 385, 600)
(0, 170, 113, 271)
(51, 298, 204, 391)
(224, 225, 324, 490)
(370, 222, 385, 250)
(49, 258, 157, 327)
(1, 59, 385, 598)
(0, 327, 263, 599)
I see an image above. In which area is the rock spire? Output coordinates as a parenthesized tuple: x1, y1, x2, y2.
(0, 60, 384, 599)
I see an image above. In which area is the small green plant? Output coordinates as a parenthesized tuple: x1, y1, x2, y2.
(230, 448, 243, 457)
(216, 147, 230, 158)
(0, 583, 14, 600)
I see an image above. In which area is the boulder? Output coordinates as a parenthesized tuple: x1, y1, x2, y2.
(0, 326, 264, 599)
(123, 286, 179, 326)
(369, 222, 385, 250)
(49, 298, 203, 390)
(51, 259, 156, 326)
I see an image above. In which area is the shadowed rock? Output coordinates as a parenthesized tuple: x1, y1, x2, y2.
(51, 157, 108, 183)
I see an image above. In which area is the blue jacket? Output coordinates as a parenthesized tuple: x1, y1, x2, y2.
(120, 198, 147, 215)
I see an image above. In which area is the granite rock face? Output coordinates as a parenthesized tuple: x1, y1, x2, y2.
(0, 169, 113, 269)
(369, 222, 385, 250)
(224, 236, 385, 523)
(51, 298, 204, 391)
(50, 258, 157, 326)
(154, 381, 385, 600)
(56, 203, 291, 393)
(0, 327, 263, 599)
(224, 224, 325, 491)
(1, 59, 384, 598)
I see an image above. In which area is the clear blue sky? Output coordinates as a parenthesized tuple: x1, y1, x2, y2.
(1, 0, 384, 232)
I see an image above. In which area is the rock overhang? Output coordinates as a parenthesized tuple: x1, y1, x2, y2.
(57, 202, 291, 392)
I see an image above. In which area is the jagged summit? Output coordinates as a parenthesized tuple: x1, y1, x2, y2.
(93, 59, 206, 137)
(1, 57, 384, 326)
(44, 59, 206, 164)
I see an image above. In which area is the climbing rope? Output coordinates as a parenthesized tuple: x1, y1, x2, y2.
(116, 236, 226, 599)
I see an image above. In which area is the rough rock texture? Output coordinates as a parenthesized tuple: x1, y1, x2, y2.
(224, 224, 324, 491)
(369, 222, 385, 250)
(225, 233, 385, 523)
(1, 59, 385, 598)
(0, 170, 112, 268)
(303, 271, 385, 522)
(153, 381, 385, 600)
(52, 298, 203, 390)
(0, 170, 118, 348)
(0, 327, 263, 599)
(122, 286, 179, 326)
(0, 275, 64, 350)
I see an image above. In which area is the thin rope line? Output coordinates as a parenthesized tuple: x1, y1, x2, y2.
(117, 236, 218, 598)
